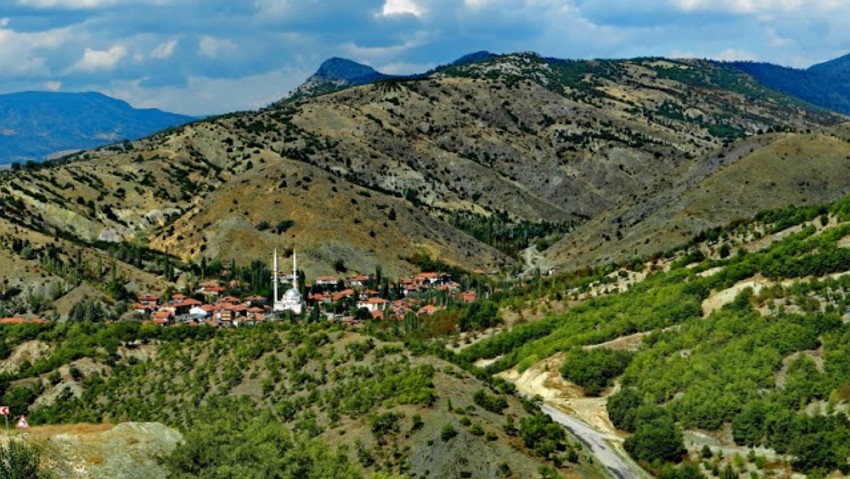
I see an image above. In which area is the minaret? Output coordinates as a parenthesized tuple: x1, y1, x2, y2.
(292, 250, 298, 290)
(273, 249, 279, 303)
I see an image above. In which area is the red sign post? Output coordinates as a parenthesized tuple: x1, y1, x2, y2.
(0, 406, 8, 437)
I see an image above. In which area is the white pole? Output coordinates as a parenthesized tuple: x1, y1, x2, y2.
(293, 250, 298, 290)
(273, 249, 279, 303)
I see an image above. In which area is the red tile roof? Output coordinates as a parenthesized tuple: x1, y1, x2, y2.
(174, 299, 202, 308)
(331, 289, 355, 302)
(360, 297, 388, 305)
(418, 304, 441, 315)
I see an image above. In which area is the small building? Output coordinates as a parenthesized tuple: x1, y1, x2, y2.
(315, 276, 340, 287)
(357, 297, 388, 313)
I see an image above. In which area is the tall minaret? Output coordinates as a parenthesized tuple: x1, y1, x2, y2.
(273, 249, 279, 303)
(292, 250, 298, 290)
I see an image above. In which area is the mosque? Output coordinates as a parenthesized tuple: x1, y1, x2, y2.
(272, 250, 304, 315)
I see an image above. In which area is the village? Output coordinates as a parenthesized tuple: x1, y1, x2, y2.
(131, 251, 482, 329)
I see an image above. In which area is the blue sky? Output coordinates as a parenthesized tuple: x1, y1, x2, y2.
(1, 0, 849, 115)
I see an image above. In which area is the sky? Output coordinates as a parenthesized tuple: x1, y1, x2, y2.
(1, 0, 849, 116)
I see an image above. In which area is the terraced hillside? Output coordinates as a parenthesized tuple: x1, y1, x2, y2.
(461, 194, 850, 478)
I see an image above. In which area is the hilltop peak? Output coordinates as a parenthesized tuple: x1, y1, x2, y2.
(807, 51, 850, 76)
(313, 57, 385, 82)
(289, 57, 391, 100)
(451, 51, 497, 66)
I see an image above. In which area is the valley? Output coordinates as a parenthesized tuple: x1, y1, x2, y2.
(2, 49, 850, 479)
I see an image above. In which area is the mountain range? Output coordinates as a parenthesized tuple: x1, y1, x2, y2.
(731, 53, 850, 115)
(0, 91, 194, 164)
(2, 50, 850, 298)
(4, 50, 850, 479)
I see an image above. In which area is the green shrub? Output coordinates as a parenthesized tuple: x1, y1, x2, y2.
(623, 414, 684, 463)
(473, 389, 508, 414)
(607, 388, 643, 432)
(440, 424, 458, 442)
(519, 413, 566, 457)
(0, 440, 43, 479)
(560, 348, 633, 396)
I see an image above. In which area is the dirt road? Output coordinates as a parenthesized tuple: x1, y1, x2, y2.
(541, 404, 648, 479)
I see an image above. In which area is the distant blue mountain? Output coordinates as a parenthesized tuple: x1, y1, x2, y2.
(731, 54, 850, 115)
(0, 91, 194, 164)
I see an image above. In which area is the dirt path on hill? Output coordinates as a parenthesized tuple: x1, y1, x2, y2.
(497, 354, 649, 479)
(521, 246, 547, 277)
(701, 276, 772, 316)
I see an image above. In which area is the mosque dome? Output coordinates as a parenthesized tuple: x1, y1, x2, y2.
(283, 288, 302, 300)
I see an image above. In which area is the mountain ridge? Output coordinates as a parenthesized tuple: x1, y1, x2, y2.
(0, 90, 195, 164)
(0, 52, 844, 288)
(290, 57, 393, 99)
(731, 53, 850, 115)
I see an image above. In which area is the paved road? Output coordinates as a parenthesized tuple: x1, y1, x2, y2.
(540, 404, 647, 479)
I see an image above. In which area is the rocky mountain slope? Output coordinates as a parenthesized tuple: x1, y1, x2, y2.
(8, 423, 182, 479)
(0, 52, 846, 308)
(546, 129, 850, 268)
(0, 91, 194, 164)
(292, 57, 392, 99)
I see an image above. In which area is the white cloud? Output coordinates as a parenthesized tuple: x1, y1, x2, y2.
(716, 48, 758, 61)
(44, 80, 62, 91)
(16, 0, 118, 8)
(381, 0, 424, 17)
(71, 45, 127, 71)
(103, 66, 312, 115)
(378, 61, 435, 75)
(253, 0, 295, 17)
(198, 36, 236, 59)
(0, 18, 71, 78)
(151, 39, 178, 59)
(673, 0, 842, 14)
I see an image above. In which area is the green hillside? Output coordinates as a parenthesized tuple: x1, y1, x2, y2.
(0, 322, 604, 479)
(461, 195, 850, 477)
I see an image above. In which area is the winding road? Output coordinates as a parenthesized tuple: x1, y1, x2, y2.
(540, 404, 648, 479)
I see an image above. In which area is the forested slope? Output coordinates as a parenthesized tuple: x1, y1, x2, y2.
(0, 322, 605, 479)
(462, 195, 850, 477)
